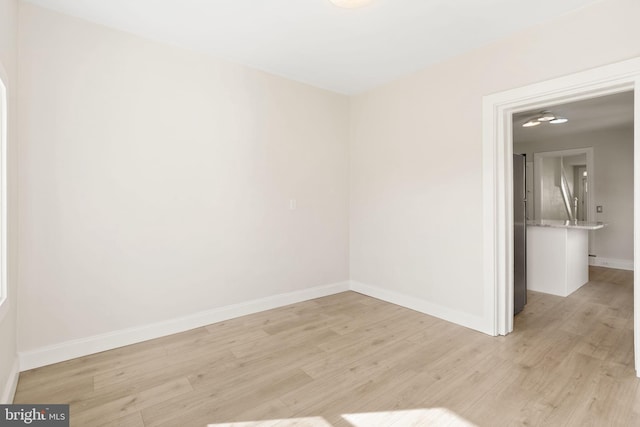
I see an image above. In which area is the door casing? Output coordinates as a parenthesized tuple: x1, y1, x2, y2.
(481, 56, 640, 376)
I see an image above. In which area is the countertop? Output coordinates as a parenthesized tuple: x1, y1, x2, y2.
(526, 219, 606, 230)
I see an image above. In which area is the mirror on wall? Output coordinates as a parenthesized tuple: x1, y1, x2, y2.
(532, 148, 594, 222)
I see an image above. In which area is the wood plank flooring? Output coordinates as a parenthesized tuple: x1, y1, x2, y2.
(13, 267, 639, 426)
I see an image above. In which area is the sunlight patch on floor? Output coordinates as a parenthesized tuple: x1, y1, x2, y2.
(207, 408, 477, 426)
(342, 408, 478, 427)
(208, 416, 332, 426)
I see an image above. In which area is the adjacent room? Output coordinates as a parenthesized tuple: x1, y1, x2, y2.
(1, 0, 640, 426)
(512, 92, 633, 306)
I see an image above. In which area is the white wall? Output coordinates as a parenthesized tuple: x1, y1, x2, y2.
(18, 4, 349, 356)
(0, 0, 19, 403)
(350, 0, 640, 330)
(516, 126, 634, 266)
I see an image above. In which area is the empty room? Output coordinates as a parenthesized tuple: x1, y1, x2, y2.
(1, 0, 640, 426)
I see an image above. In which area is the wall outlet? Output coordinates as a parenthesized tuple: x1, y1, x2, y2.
(596, 205, 603, 213)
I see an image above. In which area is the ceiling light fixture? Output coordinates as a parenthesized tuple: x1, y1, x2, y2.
(522, 120, 541, 127)
(521, 111, 568, 128)
(329, 0, 373, 8)
(536, 111, 556, 122)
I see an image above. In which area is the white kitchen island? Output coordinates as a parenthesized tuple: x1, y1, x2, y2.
(527, 220, 605, 297)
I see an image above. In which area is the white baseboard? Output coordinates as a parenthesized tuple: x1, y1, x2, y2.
(19, 279, 495, 371)
(19, 281, 350, 371)
(1, 358, 19, 404)
(589, 257, 634, 271)
(349, 280, 490, 335)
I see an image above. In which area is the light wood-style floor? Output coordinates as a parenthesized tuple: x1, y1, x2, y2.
(14, 267, 638, 426)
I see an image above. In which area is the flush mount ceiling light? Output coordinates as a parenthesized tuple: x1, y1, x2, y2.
(522, 119, 541, 128)
(521, 111, 568, 128)
(536, 111, 556, 122)
(329, 0, 373, 8)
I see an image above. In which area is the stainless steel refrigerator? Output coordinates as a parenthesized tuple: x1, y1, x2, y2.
(514, 154, 527, 315)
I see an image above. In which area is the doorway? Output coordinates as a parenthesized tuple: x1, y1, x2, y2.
(482, 57, 640, 376)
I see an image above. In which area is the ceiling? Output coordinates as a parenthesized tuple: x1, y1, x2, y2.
(23, 0, 602, 94)
(513, 91, 634, 144)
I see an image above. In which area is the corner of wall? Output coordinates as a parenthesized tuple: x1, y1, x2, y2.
(1, 357, 19, 404)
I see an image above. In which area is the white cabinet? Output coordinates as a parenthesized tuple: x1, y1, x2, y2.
(526, 220, 605, 297)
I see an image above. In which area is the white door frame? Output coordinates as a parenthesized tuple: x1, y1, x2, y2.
(482, 56, 640, 376)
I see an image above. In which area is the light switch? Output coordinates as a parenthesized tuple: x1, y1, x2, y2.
(289, 199, 297, 210)
(596, 205, 603, 213)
